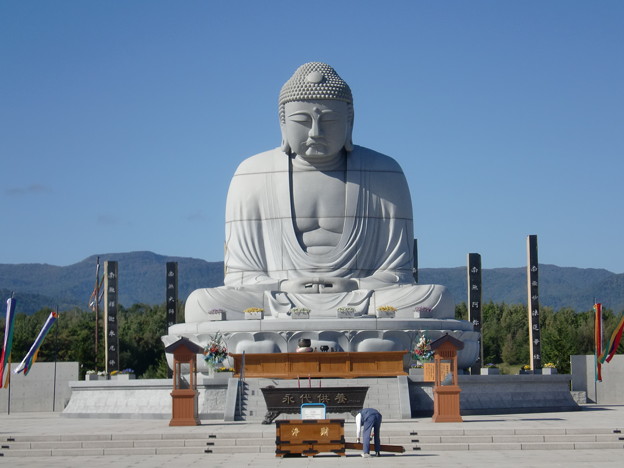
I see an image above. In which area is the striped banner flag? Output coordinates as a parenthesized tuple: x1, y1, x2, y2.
(594, 303, 603, 382)
(0, 296, 17, 387)
(14, 310, 58, 376)
(599, 314, 624, 364)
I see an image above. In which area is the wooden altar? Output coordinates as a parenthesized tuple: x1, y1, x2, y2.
(230, 351, 408, 379)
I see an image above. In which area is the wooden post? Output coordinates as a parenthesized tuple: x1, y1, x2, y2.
(165, 337, 203, 426)
(431, 334, 463, 423)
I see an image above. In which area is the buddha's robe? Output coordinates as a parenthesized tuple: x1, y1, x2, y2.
(185, 146, 453, 322)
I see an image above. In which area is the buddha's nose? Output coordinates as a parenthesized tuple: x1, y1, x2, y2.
(309, 118, 322, 137)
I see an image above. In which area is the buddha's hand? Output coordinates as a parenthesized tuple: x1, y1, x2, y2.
(279, 277, 358, 294)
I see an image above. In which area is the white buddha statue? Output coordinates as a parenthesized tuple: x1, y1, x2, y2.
(186, 62, 453, 321)
(167, 62, 478, 368)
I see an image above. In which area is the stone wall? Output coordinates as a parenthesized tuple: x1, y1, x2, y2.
(571, 354, 624, 404)
(0, 362, 79, 413)
(62, 376, 230, 419)
(408, 374, 579, 416)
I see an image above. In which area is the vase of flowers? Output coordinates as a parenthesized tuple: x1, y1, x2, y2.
(413, 334, 434, 365)
(542, 362, 558, 374)
(377, 305, 396, 318)
(337, 307, 355, 318)
(110, 368, 135, 380)
(85, 370, 110, 380)
(290, 307, 310, 319)
(244, 307, 264, 320)
(203, 331, 228, 371)
(207, 308, 226, 321)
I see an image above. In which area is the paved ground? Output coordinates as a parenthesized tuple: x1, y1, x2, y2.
(1, 405, 624, 467)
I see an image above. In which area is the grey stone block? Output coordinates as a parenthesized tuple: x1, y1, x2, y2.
(468, 443, 522, 451)
(521, 442, 574, 450)
(2, 449, 53, 457)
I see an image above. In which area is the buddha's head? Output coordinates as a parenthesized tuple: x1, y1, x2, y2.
(279, 63, 354, 162)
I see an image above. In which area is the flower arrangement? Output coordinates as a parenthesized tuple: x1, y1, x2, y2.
(97, 370, 107, 376)
(214, 366, 234, 373)
(289, 307, 310, 315)
(522, 364, 531, 371)
(484, 363, 498, 369)
(204, 331, 228, 368)
(377, 305, 397, 312)
(244, 307, 264, 313)
(209, 308, 225, 314)
(86, 370, 96, 375)
(413, 335, 434, 361)
(544, 362, 556, 369)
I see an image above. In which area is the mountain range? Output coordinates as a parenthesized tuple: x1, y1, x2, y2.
(1, 251, 622, 315)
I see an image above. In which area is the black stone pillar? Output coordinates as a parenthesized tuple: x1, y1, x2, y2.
(104, 261, 119, 374)
(166, 262, 178, 329)
(467, 253, 482, 374)
(527, 235, 541, 372)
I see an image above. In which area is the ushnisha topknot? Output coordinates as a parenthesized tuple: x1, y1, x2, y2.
(279, 62, 353, 123)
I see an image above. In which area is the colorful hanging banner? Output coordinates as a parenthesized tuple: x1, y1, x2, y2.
(599, 314, 624, 364)
(14, 310, 58, 376)
(0, 297, 17, 387)
(89, 257, 104, 311)
(594, 303, 603, 382)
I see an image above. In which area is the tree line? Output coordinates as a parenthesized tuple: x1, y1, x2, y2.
(1, 302, 622, 377)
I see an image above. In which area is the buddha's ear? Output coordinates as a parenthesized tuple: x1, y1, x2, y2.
(280, 123, 291, 153)
(344, 121, 354, 152)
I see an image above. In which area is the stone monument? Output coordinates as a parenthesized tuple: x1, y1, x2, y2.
(163, 62, 479, 368)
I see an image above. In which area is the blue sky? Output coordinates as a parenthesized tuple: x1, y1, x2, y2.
(1, 1, 623, 273)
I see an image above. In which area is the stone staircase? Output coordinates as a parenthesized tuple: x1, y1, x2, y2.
(2, 427, 622, 457)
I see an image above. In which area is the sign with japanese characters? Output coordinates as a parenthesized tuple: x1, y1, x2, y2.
(467, 253, 482, 373)
(104, 261, 119, 374)
(166, 262, 178, 329)
(527, 235, 541, 371)
(301, 403, 326, 420)
(261, 386, 368, 424)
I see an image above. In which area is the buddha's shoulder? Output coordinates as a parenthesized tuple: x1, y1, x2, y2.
(234, 148, 285, 175)
(349, 146, 404, 173)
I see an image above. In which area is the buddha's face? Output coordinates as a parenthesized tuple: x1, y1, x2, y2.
(283, 100, 350, 162)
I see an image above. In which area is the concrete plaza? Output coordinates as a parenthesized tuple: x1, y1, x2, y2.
(1, 405, 623, 467)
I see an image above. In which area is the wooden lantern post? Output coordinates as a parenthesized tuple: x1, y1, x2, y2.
(165, 337, 204, 426)
(430, 334, 464, 423)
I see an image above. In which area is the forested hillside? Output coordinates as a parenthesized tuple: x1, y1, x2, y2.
(2, 302, 622, 378)
(1, 251, 623, 314)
